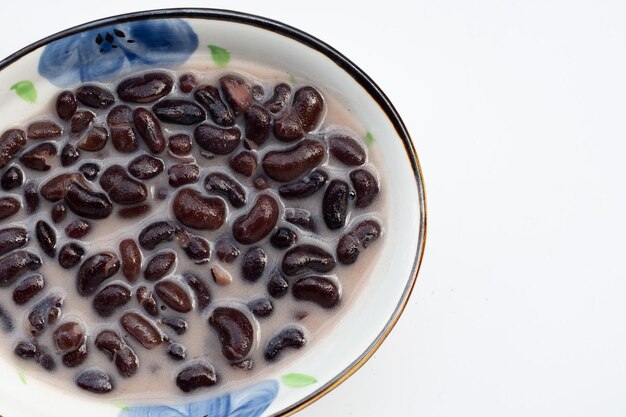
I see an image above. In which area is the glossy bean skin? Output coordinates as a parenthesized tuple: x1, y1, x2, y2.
(0, 227, 29, 256)
(62, 340, 88, 368)
(58, 243, 85, 269)
(78, 127, 109, 151)
(153, 99, 206, 125)
(168, 342, 187, 361)
(60, 144, 80, 166)
(168, 133, 192, 156)
(183, 272, 212, 311)
(161, 316, 188, 335)
(0, 129, 26, 169)
(155, 280, 193, 313)
(176, 361, 217, 393)
(208, 306, 254, 361)
(267, 270, 289, 299)
(292, 86, 324, 131)
(229, 151, 257, 177)
(24, 180, 39, 214)
(93, 284, 132, 317)
(111, 126, 138, 153)
(215, 236, 240, 263)
(80, 163, 100, 181)
(40, 173, 84, 201)
(53, 321, 85, 352)
(51, 203, 67, 224)
(327, 132, 367, 166)
(27, 293, 64, 336)
(26, 121, 63, 140)
(350, 169, 380, 208)
(278, 170, 328, 199)
(128, 154, 164, 179)
(136, 286, 159, 317)
(168, 163, 199, 187)
(0, 250, 42, 287)
(262, 139, 325, 182)
(194, 85, 235, 126)
(76, 252, 121, 296)
(270, 227, 297, 249)
(0, 197, 20, 220)
(176, 230, 210, 263)
(242, 247, 267, 282)
(117, 72, 173, 103)
(120, 311, 163, 349)
(336, 220, 382, 265)
(35, 220, 56, 257)
(119, 239, 142, 283)
(204, 172, 246, 208)
(179, 73, 196, 94)
(133, 108, 166, 154)
(94, 330, 138, 378)
(65, 182, 113, 219)
(220, 75, 252, 114)
(273, 113, 304, 142)
(56, 91, 77, 120)
(292, 275, 340, 308)
(100, 165, 148, 205)
(264, 326, 306, 362)
(1, 165, 23, 190)
(232, 194, 279, 244)
(12, 273, 45, 305)
(138, 221, 177, 250)
(281, 244, 336, 276)
(144, 251, 176, 281)
(19, 142, 57, 171)
(247, 297, 273, 318)
(65, 220, 91, 239)
(76, 85, 115, 109)
(264, 83, 291, 114)
(76, 369, 114, 394)
(194, 124, 241, 155)
(172, 188, 226, 230)
(70, 111, 95, 134)
(244, 105, 271, 146)
(322, 180, 349, 230)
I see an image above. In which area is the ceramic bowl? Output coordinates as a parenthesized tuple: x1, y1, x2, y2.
(0, 8, 426, 417)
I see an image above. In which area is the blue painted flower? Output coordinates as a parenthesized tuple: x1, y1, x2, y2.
(119, 380, 279, 417)
(38, 19, 198, 87)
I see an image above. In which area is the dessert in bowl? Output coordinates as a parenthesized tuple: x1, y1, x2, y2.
(0, 8, 425, 417)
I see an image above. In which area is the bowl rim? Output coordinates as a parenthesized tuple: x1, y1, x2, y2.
(0, 8, 427, 417)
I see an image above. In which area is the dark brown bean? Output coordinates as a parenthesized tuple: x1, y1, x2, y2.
(77, 126, 108, 151)
(176, 230, 210, 263)
(93, 284, 131, 317)
(168, 342, 187, 361)
(220, 75, 252, 114)
(1, 165, 23, 190)
(176, 361, 217, 392)
(14, 340, 38, 360)
(137, 286, 159, 317)
(118, 204, 151, 219)
(0, 197, 20, 220)
(292, 275, 340, 308)
(62, 341, 88, 368)
(194, 124, 241, 155)
(65, 182, 113, 219)
(229, 151, 257, 177)
(79, 163, 99, 181)
(267, 270, 289, 298)
(99, 165, 148, 205)
(208, 306, 254, 361)
(119, 239, 141, 283)
(232, 194, 279, 244)
(183, 272, 212, 311)
(350, 169, 380, 208)
(138, 221, 178, 250)
(70, 111, 95, 134)
(278, 170, 328, 199)
(35, 220, 56, 257)
(244, 105, 271, 146)
(161, 316, 188, 335)
(20, 142, 57, 171)
(168, 133, 192, 156)
(27, 121, 63, 140)
(153, 99, 206, 125)
(24, 180, 40, 214)
(76, 252, 120, 296)
(58, 242, 84, 269)
(65, 219, 91, 239)
(76, 368, 114, 393)
(155, 280, 192, 313)
(40, 173, 83, 201)
(107, 104, 132, 126)
(179, 73, 197, 94)
(53, 321, 85, 352)
(0, 129, 26, 168)
(242, 247, 266, 282)
(322, 179, 349, 230)
(0, 227, 28, 256)
(60, 144, 80, 166)
(168, 163, 199, 187)
(50, 203, 66, 224)
(27, 293, 64, 336)
(0, 250, 41, 287)
(328, 132, 367, 166)
(95, 330, 138, 378)
(194, 85, 235, 126)
(270, 227, 298, 249)
(117, 72, 173, 103)
(215, 236, 240, 263)
(204, 172, 246, 208)
(12, 273, 45, 305)
(265, 83, 291, 114)
(247, 297, 273, 318)
(144, 250, 176, 281)
(292, 86, 324, 131)
(56, 91, 77, 120)
(262, 139, 326, 182)
(337, 220, 382, 265)
(128, 154, 164, 179)
(111, 126, 138, 152)
(134, 108, 166, 154)
(282, 244, 335, 276)
(76, 85, 115, 109)
(172, 188, 226, 230)
(264, 326, 306, 362)
(273, 113, 304, 142)
(120, 311, 163, 349)
(37, 352, 56, 370)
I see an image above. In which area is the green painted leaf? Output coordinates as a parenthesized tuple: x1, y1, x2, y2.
(10, 80, 37, 103)
(18, 370, 26, 384)
(114, 403, 129, 411)
(281, 373, 317, 388)
(288, 73, 297, 83)
(364, 131, 375, 146)
(208, 45, 231, 67)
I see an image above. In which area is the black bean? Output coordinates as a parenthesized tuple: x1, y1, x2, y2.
(0, 250, 41, 287)
(161, 316, 188, 335)
(60, 144, 81, 166)
(176, 230, 210, 263)
(138, 221, 177, 250)
(117, 72, 173, 103)
(176, 361, 217, 392)
(53, 321, 85, 352)
(14, 340, 37, 359)
(242, 247, 266, 282)
(58, 242, 85, 269)
(76, 85, 115, 109)
(1, 165, 23, 190)
(267, 270, 289, 298)
(128, 154, 164, 179)
(173, 188, 226, 230)
(144, 250, 176, 281)
(27, 121, 63, 140)
(0, 227, 28, 256)
(328, 132, 367, 166)
(95, 329, 139, 378)
(62, 339, 88, 368)
(208, 306, 254, 361)
(270, 227, 298, 249)
(262, 139, 326, 182)
(118, 204, 151, 219)
(220, 75, 252, 114)
(134, 108, 166, 154)
(153, 99, 206, 125)
(229, 151, 257, 177)
(38, 352, 56, 371)
(76, 252, 120, 296)
(0, 129, 26, 168)
(77, 126, 108, 151)
(167, 342, 187, 361)
(204, 172, 246, 208)
(247, 297, 273, 318)
(65, 182, 113, 219)
(169, 163, 199, 187)
(111, 126, 138, 152)
(264, 326, 306, 362)
(232, 195, 279, 244)
(194, 124, 241, 155)
(215, 236, 240, 263)
(20, 142, 57, 171)
(70, 111, 95, 134)
(76, 368, 114, 393)
(27, 293, 64, 336)
(244, 105, 271, 146)
(137, 286, 159, 317)
(35, 220, 56, 257)
(183, 272, 212, 311)
(350, 169, 380, 208)
(273, 113, 304, 142)
(155, 280, 192, 313)
(194, 85, 235, 126)
(119, 239, 142, 283)
(322, 179, 349, 230)
(337, 220, 382, 265)
(282, 245, 335, 276)
(50, 203, 66, 224)
(99, 165, 148, 205)
(120, 311, 163, 349)
(292, 275, 340, 308)
(179, 73, 197, 94)
(278, 170, 328, 199)
(93, 284, 131, 317)
(0, 197, 20, 220)
(65, 219, 90, 239)
(56, 91, 77, 120)
(168, 133, 192, 156)
(40, 173, 83, 202)
(79, 163, 99, 181)
(13, 273, 45, 305)
(292, 86, 324, 131)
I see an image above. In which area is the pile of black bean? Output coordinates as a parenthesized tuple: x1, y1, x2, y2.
(0, 69, 382, 395)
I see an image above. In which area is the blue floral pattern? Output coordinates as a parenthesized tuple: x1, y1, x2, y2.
(38, 19, 198, 87)
(118, 380, 279, 417)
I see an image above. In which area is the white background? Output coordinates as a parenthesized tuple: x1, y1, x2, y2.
(0, 1, 625, 416)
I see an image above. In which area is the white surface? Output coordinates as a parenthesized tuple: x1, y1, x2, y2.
(0, 1, 624, 416)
